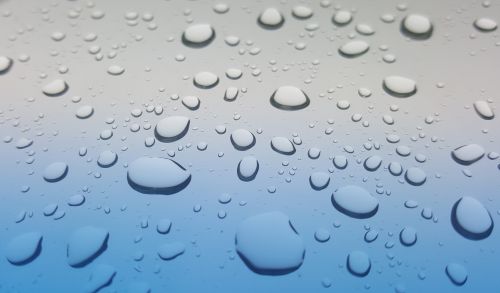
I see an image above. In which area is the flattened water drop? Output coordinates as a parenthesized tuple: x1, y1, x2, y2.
(230, 129, 256, 151)
(193, 71, 219, 89)
(76, 105, 94, 119)
(235, 212, 305, 275)
(347, 251, 371, 277)
(158, 242, 185, 260)
(97, 150, 117, 168)
(474, 17, 497, 32)
(332, 185, 378, 219)
(6, 232, 42, 265)
(258, 8, 284, 29)
(43, 162, 68, 182)
(451, 196, 493, 240)
(473, 100, 494, 120)
(155, 116, 190, 142)
(309, 172, 330, 190)
(451, 144, 485, 165)
(405, 167, 426, 186)
(271, 137, 296, 155)
(107, 65, 125, 75)
(446, 263, 468, 286)
(182, 96, 200, 110)
(67, 226, 109, 267)
(270, 86, 310, 110)
(339, 40, 369, 57)
(182, 24, 215, 47)
(237, 156, 259, 181)
(402, 14, 433, 39)
(42, 79, 68, 96)
(127, 157, 191, 195)
(383, 76, 417, 97)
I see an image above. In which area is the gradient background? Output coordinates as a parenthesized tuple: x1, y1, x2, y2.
(0, 0, 499, 292)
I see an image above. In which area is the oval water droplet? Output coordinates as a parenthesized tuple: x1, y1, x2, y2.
(230, 129, 256, 151)
(332, 185, 379, 219)
(42, 79, 68, 96)
(270, 86, 310, 110)
(127, 157, 191, 195)
(155, 116, 190, 142)
(383, 76, 417, 97)
(339, 40, 369, 57)
(182, 24, 215, 47)
(347, 251, 371, 277)
(451, 144, 485, 165)
(451, 196, 493, 240)
(237, 156, 259, 181)
(271, 137, 296, 155)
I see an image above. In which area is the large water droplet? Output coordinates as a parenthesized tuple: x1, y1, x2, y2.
(451, 144, 485, 165)
(155, 116, 190, 142)
(230, 129, 256, 151)
(258, 8, 284, 29)
(339, 40, 369, 57)
(235, 211, 305, 275)
(347, 251, 371, 277)
(451, 196, 493, 240)
(332, 185, 379, 219)
(473, 100, 494, 120)
(182, 24, 215, 47)
(43, 162, 68, 182)
(42, 79, 68, 96)
(127, 157, 191, 195)
(446, 263, 468, 286)
(474, 17, 497, 32)
(271, 137, 296, 155)
(270, 86, 310, 110)
(6, 232, 42, 265)
(193, 71, 219, 89)
(67, 226, 109, 267)
(402, 14, 433, 39)
(383, 76, 417, 97)
(237, 156, 259, 181)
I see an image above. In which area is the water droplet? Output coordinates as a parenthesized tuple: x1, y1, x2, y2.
(0, 56, 13, 73)
(332, 10, 352, 26)
(76, 105, 94, 119)
(473, 100, 494, 120)
(347, 251, 371, 277)
(402, 14, 433, 38)
(158, 242, 185, 260)
(43, 162, 68, 182)
(451, 196, 493, 240)
(157, 219, 172, 234)
(182, 24, 215, 47)
(292, 6, 313, 19)
(332, 185, 379, 219)
(339, 40, 369, 57)
(237, 156, 259, 181)
(235, 212, 305, 275)
(309, 172, 330, 190)
(270, 86, 310, 110)
(258, 8, 284, 29)
(127, 157, 191, 195)
(107, 65, 125, 75)
(446, 263, 468, 286)
(67, 226, 109, 267)
(271, 137, 296, 155)
(182, 96, 200, 110)
(230, 129, 256, 151)
(193, 71, 219, 89)
(383, 76, 417, 97)
(155, 116, 190, 142)
(404, 167, 426, 186)
(42, 79, 68, 96)
(97, 150, 118, 168)
(6, 232, 42, 265)
(474, 17, 497, 32)
(83, 264, 116, 293)
(399, 227, 417, 246)
(451, 144, 485, 165)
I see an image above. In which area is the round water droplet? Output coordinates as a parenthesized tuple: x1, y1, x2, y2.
(76, 105, 94, 119)
(451, 144, 485, 165)
(339, 40, 369, 57)
(364, 156, 382, 171)
(271, 137, 296, 155)
(6, 232, 43, 265)
(383, 76, 417, 97)
(332, 10, 352, 25)
(0, 56, 13, 73)
(292, 5, 313, 19)
(446, 263, 468, 286)
(193, 71, 219, 89)
(43, 162, 68, 182)
(314, 228, 330, 242)
(155, 116, 190, 142)
(237, 156, 259, 181)
(127, 157, 191, 195)
(399, 227, 417, 246)
(451, 196, 493, 240)
(107, 65, 125, 75)
(474, 17, 497, 32)
(404, 167, 426, 186)
(270, 86, 310, 110)
(182, 24, 215, 47)
(230, 129, 256, 151)
(402, 14, 433, 38)
(97, 150, 117, 168)
(258, 8, 284, 29)
(235, 212, 305, 275)
(309, 172, 330, 190)
(182, 96, 200, 110)
(347, 251, 371, 277)
(332, 185, 379, 219)
(42, 79, 68, 96)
